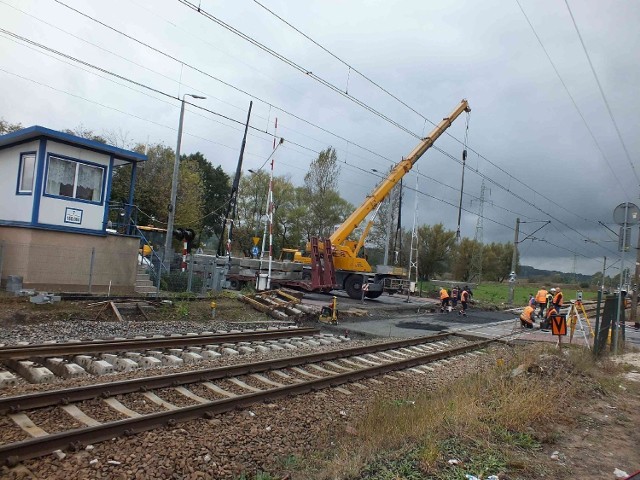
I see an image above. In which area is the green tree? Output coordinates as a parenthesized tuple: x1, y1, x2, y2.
(0, 119, 23, 134)
(182, 152, 230, 234)
(451, 238, 479, 281)
(302, 147, 351, 238)
(417, 223, 457, 279)
(482, 242, 516, 282)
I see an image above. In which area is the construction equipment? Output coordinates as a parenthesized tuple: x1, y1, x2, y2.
(319, 296, 339, 324)
(294, 99, 471, 299)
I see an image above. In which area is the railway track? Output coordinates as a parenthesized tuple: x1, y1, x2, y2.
(0, 333, 492, 466)
(0, 327, 335, 386)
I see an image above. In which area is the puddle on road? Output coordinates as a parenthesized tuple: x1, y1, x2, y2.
(396, 321, 449, 331)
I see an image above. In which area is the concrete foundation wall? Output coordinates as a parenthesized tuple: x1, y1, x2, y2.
(0, 227, 138, 293)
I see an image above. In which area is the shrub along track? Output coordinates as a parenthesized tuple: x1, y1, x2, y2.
(0, 333, 495, 466)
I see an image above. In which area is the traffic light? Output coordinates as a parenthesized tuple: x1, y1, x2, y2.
(173, 228, 196, 251)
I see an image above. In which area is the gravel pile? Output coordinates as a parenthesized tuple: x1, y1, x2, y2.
(0, 341, 504, 480)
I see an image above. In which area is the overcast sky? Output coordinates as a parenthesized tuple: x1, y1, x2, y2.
(1, 0, 639, 276)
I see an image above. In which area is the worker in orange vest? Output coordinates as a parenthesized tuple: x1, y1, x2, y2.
(551, 287, 563, 311)
(535, 287, 548, 319)
(458, 287, 470, 317)
(439, 287, 450, 313)
(520, 304, 535, 328)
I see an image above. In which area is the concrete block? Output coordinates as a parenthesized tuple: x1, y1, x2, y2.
(255, 345, 271, 354)
(152, 335, 165, 338)
(17, 361, 55, 383)
(281, 343, 297, 350)
(268, 344, 284, 351)
(87, 360, 114, 375)
(180, 352, 203, 364)
(317, 339, 333, 345)
(74, 355, 93, 368)
(238, 346, 256, 354)
(186, 333, 198, 337)
(201, 350, 222, 360)
(201, 331, 215, 335)
(187, 346, 203, 353)
(101, 354, 118, 365)
(124, 352, 142, 360)
(215, 330, 228, 334)
(170, 333, 183, 337)
(205, 344, 220, 351)
(113, 358, 138, 372)
(304, 339, 321, 347)
(168, 349, 184, 356)
(139, 356, 162, 368)
(221, 348, 239, 356)
(161, 355, 184, 366)
(146, 350, 164, 359)
(229, 329, 242, 334)
(291, 341, 309, 348)
(45, 358, 87, 379)
(0, 371, 18, 388)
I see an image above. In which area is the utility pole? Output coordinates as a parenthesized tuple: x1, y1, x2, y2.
(507, 217, 520, 305)
(217, 101, 253, 257)
(631, 226, 640, 328)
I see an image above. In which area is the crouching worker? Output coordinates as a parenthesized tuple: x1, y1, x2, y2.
(520, 304, 535, 328)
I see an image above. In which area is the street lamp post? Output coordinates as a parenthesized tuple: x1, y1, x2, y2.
(163, 94, 206, 273)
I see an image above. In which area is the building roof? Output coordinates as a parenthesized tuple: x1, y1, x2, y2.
(0, 125, 147, 163)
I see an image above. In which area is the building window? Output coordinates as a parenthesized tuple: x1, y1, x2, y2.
(45, 156, 104, 203)
(18, 153, 36, 194)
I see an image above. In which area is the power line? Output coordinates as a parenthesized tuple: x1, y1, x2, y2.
(176, 0, 612, 241)
(48, 0, 606, 243)
(5, 6, 616, 256)
(245, 0, 616, 234)
(514, 0, 631, 197)
(562, 0, 640, 187)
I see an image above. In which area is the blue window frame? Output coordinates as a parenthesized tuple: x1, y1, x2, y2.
(43, 153, 106, 205)
(16, 151, 36, 195)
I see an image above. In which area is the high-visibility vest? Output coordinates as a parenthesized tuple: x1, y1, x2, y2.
(553, 292, 563, 306)
(440, 289, 450, 300)
(546, 306, 558, 319)
(520, 305, 535, 322)
(461, 290, 469, 302)
(535, 289, 548, 303)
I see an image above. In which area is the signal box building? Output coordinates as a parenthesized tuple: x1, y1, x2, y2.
(0, 126, 147, 292)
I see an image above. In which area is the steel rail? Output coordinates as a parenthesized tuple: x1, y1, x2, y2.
(0, 333, 451, 414)
(0, 338, 491, 466)
(0, 328, 319, 361)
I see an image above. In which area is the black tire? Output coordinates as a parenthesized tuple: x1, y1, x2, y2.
(344, 275, 363, 299)
(229, 279, 241, 290)
(365, 290, 383, 299)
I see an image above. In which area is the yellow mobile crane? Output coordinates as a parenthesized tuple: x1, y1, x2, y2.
(294, 99, 471, 299)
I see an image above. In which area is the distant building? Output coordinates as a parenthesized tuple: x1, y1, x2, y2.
(0, 126, 147, 292)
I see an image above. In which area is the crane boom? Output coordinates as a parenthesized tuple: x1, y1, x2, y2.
(330, 99, 470, 248)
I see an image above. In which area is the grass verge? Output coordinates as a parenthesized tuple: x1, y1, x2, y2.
(302, 344, 630, 480)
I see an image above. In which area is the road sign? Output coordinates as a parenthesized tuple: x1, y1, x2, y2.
(251, 246, 259, 256)
(550, 314, 567, 336)
(613, 202, 640, 226)
(252, 236, 261, 246)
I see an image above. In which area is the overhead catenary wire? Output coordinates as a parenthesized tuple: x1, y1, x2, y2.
(41, 0, 608, 244)
(514, 0, 631, 197)
(241, 0, 619, 230)
(175, 0, 612, 239)
(562, 0, 640, 188)
(1, 9, 613, 264)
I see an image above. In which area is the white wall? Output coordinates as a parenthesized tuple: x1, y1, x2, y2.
(37, 140, 111, 231)
(0, 140, 39, 223)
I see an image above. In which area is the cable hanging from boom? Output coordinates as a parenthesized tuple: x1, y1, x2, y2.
(456, 110, 471, 242)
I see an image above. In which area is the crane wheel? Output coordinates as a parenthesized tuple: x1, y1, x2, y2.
(344, 275, 363, 299)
